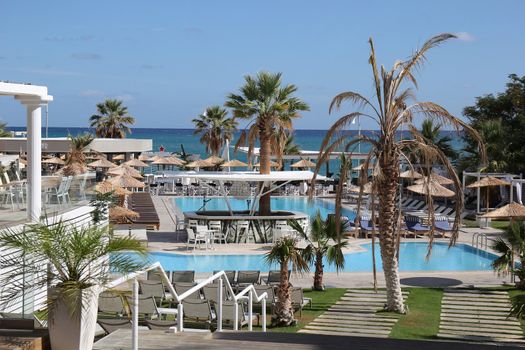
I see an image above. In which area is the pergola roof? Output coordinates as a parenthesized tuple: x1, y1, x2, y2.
(158, 170, 331, 182)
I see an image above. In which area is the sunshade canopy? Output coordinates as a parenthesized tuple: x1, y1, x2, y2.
(124, 158, 149, 168)
(291, 159, 316, 168)
(96, 181, 133, 196)
(203, 155, 224, 165)
(407, 181, 455, 197)
(467, 176, 511, 188)
(186, 159, 215, 168)
(482, 202, 525, 218)
(220, 159, 248, 167)
(107, 165, 143, 179)
(113, 154, 125, 161)
(253, 160, 279, 167)
(109, 205, 139, 221)
(400, 170, 423, 179)
(88, 158, 117, 169)
(415, 173, 454, 185)
(107, 174, 145, 188)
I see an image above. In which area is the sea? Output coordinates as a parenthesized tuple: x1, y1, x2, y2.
(7, 127, 465, 175)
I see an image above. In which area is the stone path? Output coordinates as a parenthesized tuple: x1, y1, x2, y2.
(438, 289, 525, 343)
(298, 289, 408, 338)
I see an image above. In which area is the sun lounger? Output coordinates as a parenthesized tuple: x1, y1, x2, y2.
(213, 270, 235, 285)
(144, 319, 178, 330)
(263, 270, 290, 286)
(182, 299, 216, 329)
(254, 285, 276, 312)
(139, 280, 166, 305)
(172, 270, 195, 283)
(126, 295, 161, 321)
(174, 282, 201, 300)
(97, 318, 132, 334)
(202, 283, 230, 304)
(98, 292, 125, 317)
(235, 270, 260, 288)
(291, 287, 312, 317)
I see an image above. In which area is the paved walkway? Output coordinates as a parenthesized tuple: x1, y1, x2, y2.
(298, 289, 408, 338)
(438, 289, 525, 343)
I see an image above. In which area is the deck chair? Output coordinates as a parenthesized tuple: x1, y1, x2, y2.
(139, 280, 166, 306)
(144, 319, 178, 330)
(202, 283, 230, 304)
(235, 270, 260, 289)
(97, 318, 132, 334)
(98, 292, 125, 317)
(182, 299, 216, 329)
(126, 295, 161, 321)
(264, 270, 290, 286)
(213, 270, 235, 285)
(220, 301, 258, 329)
(253, 285, 276, 312)
(173, 282, 201, 300)
(291, 287, 312, 317)
(172, 270, 195, 283)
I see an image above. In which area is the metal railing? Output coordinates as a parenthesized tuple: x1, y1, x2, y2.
(472, 232, 489, 250)
(106, 262, 268, 350)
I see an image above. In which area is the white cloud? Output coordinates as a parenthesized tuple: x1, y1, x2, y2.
(455, 32, 475, 42)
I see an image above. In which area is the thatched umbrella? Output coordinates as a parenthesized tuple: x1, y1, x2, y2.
(151, 157, 172, 166)
(400, 170, 423, 179)
(96, 181, 133, 196)
(148, 155, 166, 162)
(88, 158, 117, 169)
(253, 160, 279, 168)
(203, 155, 224, 165)
(415, 173, 454, 185)
(467, 176, 511, 213)
(482, 202, 525, 219)
(220, 159, 248, 168)
(291, 159, 316, 168)
(407, 181, 455, 198)
(58, 162, 88, 176)
(42, 157, 65, 165)
(107, 174, 145, 188)
(113, 154, 125, 161)
(123, 158, 149, 168)
(107, 165, 143, 179)
(349, 182, 373, 194)
(138, 154, 151, 162)
(109, 205, 139, 223)
(186, 159, 215, 168)
(165, 156, 186, 167)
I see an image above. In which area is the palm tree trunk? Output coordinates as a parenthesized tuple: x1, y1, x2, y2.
(259, 121, 272, 215)
(272, 259, 295, 326)
(378, 151, 406, 313)
(313, 252, 324, 291)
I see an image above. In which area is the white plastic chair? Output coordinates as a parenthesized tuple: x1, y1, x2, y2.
(186, 228, 207, 250)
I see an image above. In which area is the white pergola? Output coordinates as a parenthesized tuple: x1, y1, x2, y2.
(157, 170, 331, 215)
(0, 81, 53, 221)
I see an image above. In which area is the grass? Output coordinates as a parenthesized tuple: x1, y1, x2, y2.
(463, 219, 510, 229)
(389, 288, 443, 340)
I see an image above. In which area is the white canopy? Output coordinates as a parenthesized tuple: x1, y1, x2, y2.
(157, 170, 331, 182)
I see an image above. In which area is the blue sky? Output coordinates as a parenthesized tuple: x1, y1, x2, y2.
(0, 0, 524, 129)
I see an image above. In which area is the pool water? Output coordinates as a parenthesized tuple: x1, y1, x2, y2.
(174, 197, 355, 220)
(129, 242, 496, 273)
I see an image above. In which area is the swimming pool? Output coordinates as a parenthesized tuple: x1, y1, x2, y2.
(174, 197, 355, 220)
(130, 243, 497, 273)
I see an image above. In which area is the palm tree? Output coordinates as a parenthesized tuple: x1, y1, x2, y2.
(192, 106, 237, 156)
(314, 34, 484, 312)
(421, 119, 457, 160)
(62, 133, 94, 176)
(461, 119, 508, 173)
(289, 212, 348, 291)
(265, 236, 309, 326)
(90, 99, 135, 138)
(492, 221, 525, 289)
(0, 122, 12, 137)
(272, 130, 301, 169)
(226, 72, 309, 215)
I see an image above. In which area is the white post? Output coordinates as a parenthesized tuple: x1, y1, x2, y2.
(217, 278, 223, 332)
(233, 302, 239, 331)
(26, 103, 42, 222)
(177, 303, 184, 332)
(477, 173, 481, 213)
(262, 298, 266, 332)
(132, 278, 138, 350)
(248, 290, 253, 331)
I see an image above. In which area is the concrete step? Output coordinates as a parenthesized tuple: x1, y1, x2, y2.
(439, 324, 523, 335)
(438, 328, 524, 339)
(442, 300, 511, 308)
(323, 311, 398, 319)
(319, 314, 398, 323)
(443, 289, 508, 295)
(309, 320, 391, 331)
(443, 293, 509, 300)
(310, 318, 394, 328)
(441, 304, 510, 312)
(303, 324, 391, 335)
(441, 312, 516, 321)
(299, 329, 388, 338)
(441, 316, 521, 327)
(437, 333, 525, 344)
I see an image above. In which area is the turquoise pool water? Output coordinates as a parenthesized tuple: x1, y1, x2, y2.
(129, 243, 496, 273)
(174, 197, 355, 220)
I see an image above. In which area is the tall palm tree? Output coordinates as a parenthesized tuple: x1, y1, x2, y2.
(272, 130, 300, 169)
(420, 119, 458, 160)
(90, 99, 135, 138)
(314, 34, 484, 312)
(492, 221, 525, 289)
(289, 212, 348, 291)
(0, 122, 12, 137)
(226, 72, 309, 215)
(62, 133, 94, 176)
(265, 236, 309, 326)
(192, 106, 237, 156)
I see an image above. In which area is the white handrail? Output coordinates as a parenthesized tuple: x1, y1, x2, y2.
(105, 261, 268, 348)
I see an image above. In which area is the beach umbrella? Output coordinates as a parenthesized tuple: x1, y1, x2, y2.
(220, 159, 248, 168)
(415, 173, 454, 185)
(107, 165, 143, 179)
(113, 154, 125, 161)
(124, 158, 149, 168)
(253, 160, 279, 168)
(96, 181, 133, 196)
(407, 180, 455, 198)
(349, 182, 373, 194)
(151, 157, 172, 166)
(165, 156, 186, 166)
(467, 176, 511, 213)
(107, 174, 145, 188)
(88, 158, 117, 169)
(138, 154, 151, 162)
(186, 159, 215, 168)
(482, 202, 525, 219)
(204, 155, 224, 165)
(400, 170, 423, 179)
(109, 205, 139, 223)
(42, 157, 65, 165)
(291, 159, 316, 168)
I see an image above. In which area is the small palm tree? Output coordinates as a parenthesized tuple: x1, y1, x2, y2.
(192, 106, 237, 156)
(289, 212, 348, 291)
(0, 122, 12, 137)
(226, 72, 309, 215)
(492, 221, 525, 289)
(90, 99, 135, 138)
(265, 236, 309, 326)
(62, 133, 94, 176)
(272, 130, 300, 169)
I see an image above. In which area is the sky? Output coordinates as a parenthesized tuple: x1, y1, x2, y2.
(0, 0, 524, 130)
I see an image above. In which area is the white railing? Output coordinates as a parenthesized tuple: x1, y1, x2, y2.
(106, 262, 268, 350)
(472, 232, 489, 250)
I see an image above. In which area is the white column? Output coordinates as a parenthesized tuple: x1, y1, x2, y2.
(26, 103, 42, 222)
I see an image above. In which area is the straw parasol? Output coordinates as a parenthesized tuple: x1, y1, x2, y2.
(400, 170, 423, 179)
(88, 158, 117, 169)
(186, 159, 215, 168)
(109, 205, 139, 222)
(151, 157, 175, 166)
(164, 156, 186, 167)
(415, 173, 454, 185)
(113, 154, 125, 161)
(407, 181, 455, 197)
(138, 154, 151, 162)
(467, 176, 511, 213)
(220, 159, 248, 168)
(203, 155, 224, 165)
(253, 160, 279, 168)
(96, 181, 133, 196)
(107, 174, 145, 188)
(291, 159, 316, 168)
(123, 158, 149, 168)
(482, 202, 525, 219)
(107, 165, 143, 179)
(42, 157, 65, 165)
(349, 182, 373, 194)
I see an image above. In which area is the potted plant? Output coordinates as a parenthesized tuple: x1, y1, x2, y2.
(0, 220, 146, 350)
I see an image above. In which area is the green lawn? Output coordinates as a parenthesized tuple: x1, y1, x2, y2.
(463, 219, 510, 230)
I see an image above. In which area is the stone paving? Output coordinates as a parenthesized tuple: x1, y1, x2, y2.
(438, 289, 525, 343)
(298, 289, 408, 338)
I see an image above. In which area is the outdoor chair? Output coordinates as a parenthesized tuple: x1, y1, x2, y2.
(264, 270, 289, 286)
(98, 292, 125, 317)
(404, 216, 431, 237)
(126, 295, 161, 321)
(144, 319, 178, 330)
(186, 228, 207, 250)
(97, 318, 132, 334)
(147, 269, 171, 282)
(182, 299, 216, 330)
(235, 220, 251, 243)
(139, 280, 166, 306)
(202, 283, 230, 304)
(254, 285, 276, 312)
(220, 300, 259, 329)
(209, 220, 227, 244)
(171, 270, 195, 283)
(0, 177, 16, 211)
(291, 287, 312, 317)
(213, 270, 236, 285)
(235, 270, 260, 289)
(173, 282, 201, 300)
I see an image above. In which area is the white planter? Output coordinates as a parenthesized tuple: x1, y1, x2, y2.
(48, 285, 100, 350)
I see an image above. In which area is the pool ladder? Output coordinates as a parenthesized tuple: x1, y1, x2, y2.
(472, 232, 489, 250)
